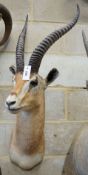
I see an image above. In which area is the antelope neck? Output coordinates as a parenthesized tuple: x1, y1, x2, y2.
(14, 102, 45, 154)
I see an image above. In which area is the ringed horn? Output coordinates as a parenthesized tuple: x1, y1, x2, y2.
(29, 4, 80, 74)
(13, 5, 80, 74)
(0, 4, 12, 46)
(16, 15, 28, 73)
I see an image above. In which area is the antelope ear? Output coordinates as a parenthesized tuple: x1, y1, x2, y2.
(45, 68, 59, 86)
(9, 65, 16, 75)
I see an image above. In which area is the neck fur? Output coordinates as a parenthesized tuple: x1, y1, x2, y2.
(12, 99, 45, 155)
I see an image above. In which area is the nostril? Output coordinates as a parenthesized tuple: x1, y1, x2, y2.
(6, 101, 16, 106)
(6, 101, 9, 106)
(10, 101, 16, 105)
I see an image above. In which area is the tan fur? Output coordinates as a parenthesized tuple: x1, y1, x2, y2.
(6, 73, 46, 169)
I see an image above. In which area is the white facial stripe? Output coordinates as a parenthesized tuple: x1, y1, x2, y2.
(18, 81, 29, 99)
(18, 77, 38, 99)
(13, 80, 16, 86)
(12, 75, 16, 86)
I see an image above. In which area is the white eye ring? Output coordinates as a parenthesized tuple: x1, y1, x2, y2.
(13, 80, 16, 86)
(12, 76, 16, 86)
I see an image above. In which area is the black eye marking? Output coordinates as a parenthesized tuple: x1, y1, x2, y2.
(30, 79, 38, 87)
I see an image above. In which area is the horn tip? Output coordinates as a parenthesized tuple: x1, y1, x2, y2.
(25, 14, 28, 27)
(77, 3, 79, 9)
(76, 3, 80, 14)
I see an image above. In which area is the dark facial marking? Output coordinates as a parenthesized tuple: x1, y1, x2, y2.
(30, 78, 38, 87)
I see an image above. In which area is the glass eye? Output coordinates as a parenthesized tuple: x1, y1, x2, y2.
(30, 79, 38, 87)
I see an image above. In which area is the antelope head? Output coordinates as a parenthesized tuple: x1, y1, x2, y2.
(6, 5, 80, 113)
(0, 4, 12, 45)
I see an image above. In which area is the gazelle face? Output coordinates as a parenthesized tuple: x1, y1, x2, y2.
(6, 73, 46, 113)
(5, 68, 59, 113)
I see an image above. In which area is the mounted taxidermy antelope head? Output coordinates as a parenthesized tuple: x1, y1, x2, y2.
(0, 4, 12, 45)
(5, 5, 80, 170)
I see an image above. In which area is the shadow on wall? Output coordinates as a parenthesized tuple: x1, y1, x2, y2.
(62, 124, 88, 175)
(62, 144, 76, 175)
(82, 0, 88, 3)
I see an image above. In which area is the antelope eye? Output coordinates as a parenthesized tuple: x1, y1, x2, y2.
(30, 79, 38, 87)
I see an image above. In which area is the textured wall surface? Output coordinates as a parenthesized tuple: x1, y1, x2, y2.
(0, 0, 88, 175)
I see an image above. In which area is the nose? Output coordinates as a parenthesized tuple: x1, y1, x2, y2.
(6, 101, 16, 107)
(6, 94, 17, 109)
